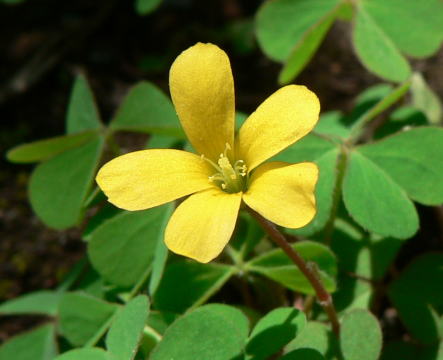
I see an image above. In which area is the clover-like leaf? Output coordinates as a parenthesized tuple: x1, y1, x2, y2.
(0, 324, 57, 360)
(66, 74, 101, 134)
(110, 82, 183, 137)
(29, 136, 104, 229)
(150, 304, 249, 360)
(340, 309, 382, 360)
(246, 241, 337, 294)
(153, 261, 235, 313)
(342, 151, 419, 238)
(88, 204, 172, 287)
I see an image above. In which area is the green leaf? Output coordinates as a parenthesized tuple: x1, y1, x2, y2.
(353, 5, 411, 82)
(106, 296, 150, 360)
(6, 131, 97, 163)
(255, 0, 340, 62)
(0, 324, 57, 360)
(55, 348, 111, 360)
(66, 74, 101, 134)
(246, 241, 337, 294)
(281, 349, 325, 360)
(153, 260, 235, 313)
(350, 80, 411, 139)
(246, 308, 306, 360)
(389, 254, 443, 344)
(273, 134, 339, 236)
(333, 275, 373, 313)
(411, 73, 443, 124)
(331, 219, 403, 281)
(375, 106, 428, 139)
(340, 309, 382, 360)
(135, 0, 162, 15)
(29, 136, 104, 229)
(285, 321, 331, 356)
(314, 111, 350, 139)
(279, 9, 336, 84)
(358, 127, 443, 205)
(362, 0, 443, 58)
(150, 304, 249, 360)
(342, 151, 418, 238)
(59, 292, 118, 346)
(145, 133, 180, 149)
(110, 82, 183, 137)
(0, 290, 61, 316)
(88, 204, 172, 287)
(148, 205, 173, 295)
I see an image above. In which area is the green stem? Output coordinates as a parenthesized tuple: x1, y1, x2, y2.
(247, 207, 340, 335)
(323, 144, 348, 244)
(348, 79, 411, 144)
(128, 265, 152, 300)
(85, 315, 115, 347)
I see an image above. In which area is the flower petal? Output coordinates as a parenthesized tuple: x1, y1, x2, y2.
(169, 43, 235, 161)
(165, 188, 242, 263)
(96, 149, 213, 211)
(237, 85, 320, 171)
(243, 161, 318, 228)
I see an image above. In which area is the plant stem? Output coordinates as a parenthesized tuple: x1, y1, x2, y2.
(323, 144, 348, 244)
(247, 207, 340, 335)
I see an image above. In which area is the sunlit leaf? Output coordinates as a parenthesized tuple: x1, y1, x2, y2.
(88, 204, 172, 287)
(66, 74, 101, 134)
(110, 82, 183, 137)
(340, 309, 382, 360)
(279, 9, 336, 84)
(150, 304, 249, 360)
(29, 136, 104, 229)
(59, 292, 118, 346)
(342, 151, 418, 238)
(353, 5, 410, 82)
(411, 73, 443, 124)
(0, 324, 57, 360)
(285, 321, 331, 356)
(106, 296, 149, 360)
(6, 131, 97, 163)
(154, 261, 235, 313)
(0, 290, 61, 316)
(246, 241, 337, 294)
(55, 348, 112, 360)
(256, 0, 340, 62)
(358, 127, 443, 205)
(246, 308, 306, 359)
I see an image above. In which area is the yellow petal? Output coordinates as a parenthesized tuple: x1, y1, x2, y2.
(169, 43, 235, 161)
(237, 85, 320, 171)
(243, 161, 318, 228)
(165, 188, 242, 263)
(96, 149, 213, 211)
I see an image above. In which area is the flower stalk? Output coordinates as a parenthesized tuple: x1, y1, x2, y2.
(247, 207, 340, 335)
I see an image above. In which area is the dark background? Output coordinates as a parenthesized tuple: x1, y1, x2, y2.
(1, 0, 443, 342)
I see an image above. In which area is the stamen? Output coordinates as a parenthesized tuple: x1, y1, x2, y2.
(200, 145, 248, 193)
(201, 154, 222, 172)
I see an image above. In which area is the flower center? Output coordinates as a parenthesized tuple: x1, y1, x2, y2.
(202, 143, 248, 193)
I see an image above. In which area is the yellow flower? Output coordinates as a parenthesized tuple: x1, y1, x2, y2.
(96, 43, 320, 263)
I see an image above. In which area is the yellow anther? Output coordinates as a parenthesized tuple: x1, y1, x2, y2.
(201, 147, 248, 193)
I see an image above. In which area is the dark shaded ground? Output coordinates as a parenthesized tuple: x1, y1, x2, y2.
(1, 0, 443, 342)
